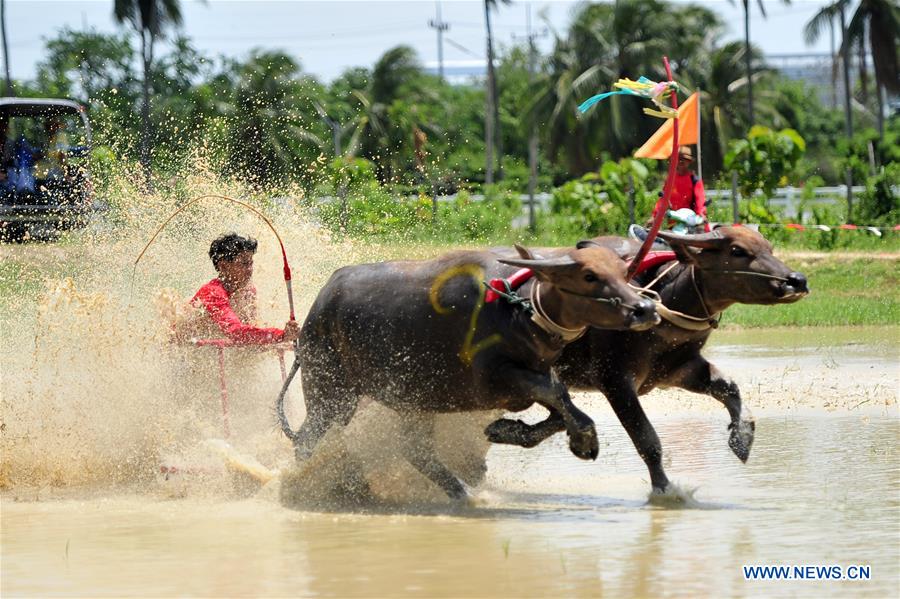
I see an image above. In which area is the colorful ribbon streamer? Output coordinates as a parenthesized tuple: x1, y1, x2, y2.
(578, 76, 680, 119)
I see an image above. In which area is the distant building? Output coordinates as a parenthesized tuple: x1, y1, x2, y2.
(424, 60, 487, 85)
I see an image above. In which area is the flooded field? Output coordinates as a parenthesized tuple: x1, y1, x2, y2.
(1, 191, 897, 597)
(2, 327, 898, 597)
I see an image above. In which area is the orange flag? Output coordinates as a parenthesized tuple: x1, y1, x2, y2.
(634, 92, 699, 159)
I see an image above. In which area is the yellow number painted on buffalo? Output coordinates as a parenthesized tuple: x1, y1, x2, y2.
(428, 264, 502, 366)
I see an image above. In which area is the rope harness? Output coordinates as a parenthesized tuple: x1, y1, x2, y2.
(630, 263, 790, 331)
(630, 262, 719, 330)
(530, 282, 588, 343)
(483, 273, 648, 343)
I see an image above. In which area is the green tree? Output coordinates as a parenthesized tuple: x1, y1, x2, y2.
(113, 0, 186, 186)
(724, 126, 806, 200)
(529, 0, 722, 175)
(36, 28, 136, 101)
(34, 28, 140, 158)
(806, 0, 900, 135)
(684, 41, 788, 173)
(223, 51, 323, 188)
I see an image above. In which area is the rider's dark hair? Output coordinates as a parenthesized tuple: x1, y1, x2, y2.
(209, 233, 258, 269)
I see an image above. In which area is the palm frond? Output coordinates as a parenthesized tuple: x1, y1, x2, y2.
(803, 2, 840, 46)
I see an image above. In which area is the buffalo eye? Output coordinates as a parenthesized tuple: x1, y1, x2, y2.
(730, 246, 750, 258)
(584, 273, 598, 283)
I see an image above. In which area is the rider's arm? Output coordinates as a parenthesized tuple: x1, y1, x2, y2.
(196, 282, 284, 344)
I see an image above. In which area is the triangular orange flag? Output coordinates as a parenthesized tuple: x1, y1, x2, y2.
(634, 92, 699, 159)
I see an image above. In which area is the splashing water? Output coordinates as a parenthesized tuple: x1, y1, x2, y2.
(0, 155, 372, 492)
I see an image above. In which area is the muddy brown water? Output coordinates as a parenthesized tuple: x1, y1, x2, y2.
(2, 327, 897, 598)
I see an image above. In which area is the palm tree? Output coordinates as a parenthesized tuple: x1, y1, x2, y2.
(527, 0, 722, 175)
(483, 0, 511, 184)
(806, 0, 899, 136)
(113, 0, 184, 187)
(803, 1, 841, 109)
(735, 0, 791, 127)
(686, 41, 786, 173)
(224, 51, 320, 187)
(1, 0, 11, 95)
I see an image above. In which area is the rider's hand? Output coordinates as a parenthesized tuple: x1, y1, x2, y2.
(283, 319, 301, 342)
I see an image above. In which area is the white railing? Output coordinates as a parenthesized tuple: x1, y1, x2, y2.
(302, 185, 884, 213)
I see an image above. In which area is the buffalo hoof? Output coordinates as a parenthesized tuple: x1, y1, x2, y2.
(484, 419, 537, 447)
(444, 479, 470, 502)
(728, 419, 755, 463)
(568, 425, 599, 461)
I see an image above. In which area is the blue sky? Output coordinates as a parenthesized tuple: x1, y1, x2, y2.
(6, 0, 836, 82)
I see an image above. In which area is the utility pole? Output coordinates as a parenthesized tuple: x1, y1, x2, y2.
(516, 3, 547, 232)
(428, 2, 449, 81)
(1, 0, 12, 96)
(840, 3, 854, 222)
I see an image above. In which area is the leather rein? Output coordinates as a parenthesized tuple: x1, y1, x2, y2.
(633, 262, 790, 331)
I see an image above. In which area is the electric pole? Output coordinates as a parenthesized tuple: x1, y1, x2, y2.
(428, 2, 449, 81)
(1, 0, 12, 96)
(840, 3, 853, 222)
(515, 4, 547, 232)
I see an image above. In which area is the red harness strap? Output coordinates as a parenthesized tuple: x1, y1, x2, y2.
(485, 268, 534, 303)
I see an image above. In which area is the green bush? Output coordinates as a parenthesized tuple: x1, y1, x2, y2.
(725, 126, 806, 200)
(548, 158, 656, 236)
(855, 163, 900, 226)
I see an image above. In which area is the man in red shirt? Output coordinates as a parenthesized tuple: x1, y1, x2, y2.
(180, 233, 300, 344)
(652, 145, 709, 230)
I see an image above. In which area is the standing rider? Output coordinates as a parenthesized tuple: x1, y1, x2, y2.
(178, 233, 300, 344)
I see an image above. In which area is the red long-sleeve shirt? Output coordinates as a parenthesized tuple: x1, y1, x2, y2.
(189, 278, 284, 344)
(653, 172, 710, 231)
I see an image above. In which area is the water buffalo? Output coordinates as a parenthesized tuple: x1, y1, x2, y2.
(278, 246, 659, 499)
(486, 227, 809, 492)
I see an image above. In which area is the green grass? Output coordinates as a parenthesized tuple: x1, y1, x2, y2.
(0, 259, 45, 314)
(725, 256, 900, 327)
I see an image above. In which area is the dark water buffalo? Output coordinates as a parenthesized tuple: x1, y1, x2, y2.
(487, 227, 809, 492)
(279, 246, 659, 499)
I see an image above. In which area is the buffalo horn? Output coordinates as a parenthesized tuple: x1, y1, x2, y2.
(498, 255, 576, 270)
(656, 229, 724, 249)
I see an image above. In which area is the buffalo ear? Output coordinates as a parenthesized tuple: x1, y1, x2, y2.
(514, 243, 536, 259)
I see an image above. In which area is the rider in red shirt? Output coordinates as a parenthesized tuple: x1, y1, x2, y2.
(181, 233, 300, 345)
(652, 145, 709, 231)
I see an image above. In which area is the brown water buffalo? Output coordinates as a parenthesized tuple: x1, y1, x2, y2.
(486, 227, 809, 493)
(277, 246, 659, 499)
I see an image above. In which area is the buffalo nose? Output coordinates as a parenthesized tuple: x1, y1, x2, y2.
(633, 299, 656, 318)
(787, 272, 808, 292)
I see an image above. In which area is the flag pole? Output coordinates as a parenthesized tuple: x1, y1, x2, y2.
(696, 90, 703, 182)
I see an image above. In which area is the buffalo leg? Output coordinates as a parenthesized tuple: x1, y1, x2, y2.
(605, 382, 670, 492)
(669, 357, 754, 462)
(400, 412, 468, 500)
(489, 368, 598, 461)
(294, 372, 360, 460)
(484, 410, 564, 448)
